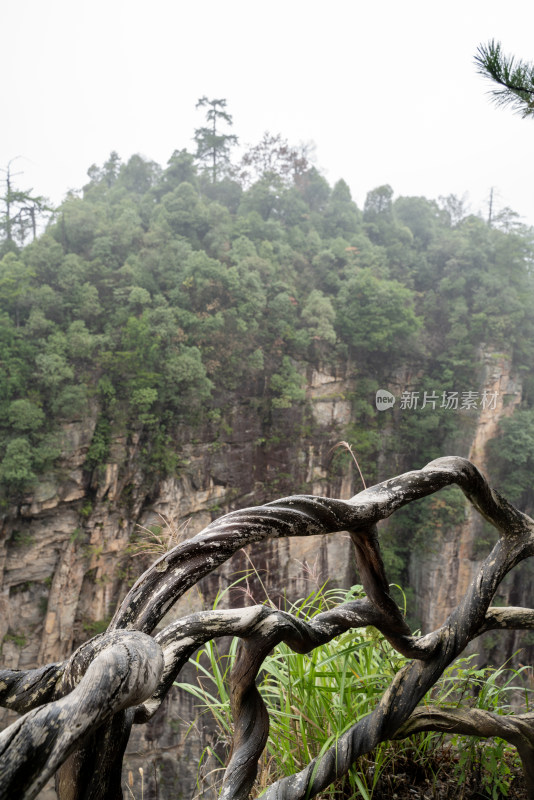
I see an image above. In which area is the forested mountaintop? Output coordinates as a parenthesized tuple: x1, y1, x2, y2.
(2, 119, 534, 534)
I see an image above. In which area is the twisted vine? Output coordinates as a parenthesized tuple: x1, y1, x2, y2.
(0, 456, 533, 799)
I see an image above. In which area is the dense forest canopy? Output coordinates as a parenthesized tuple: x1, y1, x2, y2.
(2, 101, 534, 574)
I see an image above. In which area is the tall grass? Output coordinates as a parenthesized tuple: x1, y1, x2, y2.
(428, 653, 532, 799)
(176, 581, 532, 799)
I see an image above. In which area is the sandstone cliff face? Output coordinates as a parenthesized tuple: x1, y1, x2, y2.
(0, 356, 527, 799)
(409, 350, 523, 637)
(0, 365, 359, 799)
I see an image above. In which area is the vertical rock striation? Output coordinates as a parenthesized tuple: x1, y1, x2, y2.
(410, 350, 523, 634)
(0, 365, 358, 798)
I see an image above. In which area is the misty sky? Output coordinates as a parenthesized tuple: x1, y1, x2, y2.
(3, 0, 534, 224)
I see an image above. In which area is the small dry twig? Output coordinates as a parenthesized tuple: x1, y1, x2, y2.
(130, 514, 191, 559)
(330, 440, 367, 490)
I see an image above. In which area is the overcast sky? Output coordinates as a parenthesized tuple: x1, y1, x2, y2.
(3, 0, 534, 225)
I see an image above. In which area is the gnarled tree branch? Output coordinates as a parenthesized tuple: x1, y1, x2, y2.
(0, 631, 163, 800)
(0, 456, 533, 800)
(394, 706, 534, 793)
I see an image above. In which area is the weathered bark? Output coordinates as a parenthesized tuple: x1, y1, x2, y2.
(394, 706, 534, 789)
(0, 631, 163, 799)
(0, 456, 533, 799)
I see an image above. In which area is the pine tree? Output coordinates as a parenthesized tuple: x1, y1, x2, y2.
(0, 160, 50, 253)
(193, 97, 238, 182)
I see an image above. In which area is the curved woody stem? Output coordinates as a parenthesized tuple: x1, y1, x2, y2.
(0, 457, 533, 799)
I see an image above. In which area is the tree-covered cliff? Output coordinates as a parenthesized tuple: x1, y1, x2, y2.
(4, 107, 534, 798)
(2, 115, 534, 581)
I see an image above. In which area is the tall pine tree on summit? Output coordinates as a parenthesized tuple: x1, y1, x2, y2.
(194, 97, 238, 182)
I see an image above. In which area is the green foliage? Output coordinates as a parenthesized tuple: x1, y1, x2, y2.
(178, 584, 531, 798)
(487, 408, 534, 507)
(158, 182, 208, 242)
(430, 653, 530, 799)
(0, 252, 35, 310)
(0, 437, 35, 489)
(2, 105, 534, 501)
(270, 357, 305, 409)
(35, 350, 74, 391)
(301, 289, 336, 345)
(131, 387, 158, 425)
(194, 97, 238, 183)
(475, 40, 534, 119)
(336, 269, 421, 367)
(82, 616, 112, 635)
(86, 417, 111, 469)
(11, 530, 35, 547)
(2, 630, 27, 649)
(238, 132, 311, 189)
(0, 162, 51, 252)
(51, 384, 88, 419)
(380, 486, 467, 597)
(7, 399, 45, 432)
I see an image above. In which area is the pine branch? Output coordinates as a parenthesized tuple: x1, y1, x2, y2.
(475, 40, 534, 118)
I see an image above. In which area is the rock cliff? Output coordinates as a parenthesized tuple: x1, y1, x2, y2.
(0, 356, 528, 799)
(409, 350, 523, 636)
(0, 365, 359, 799)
